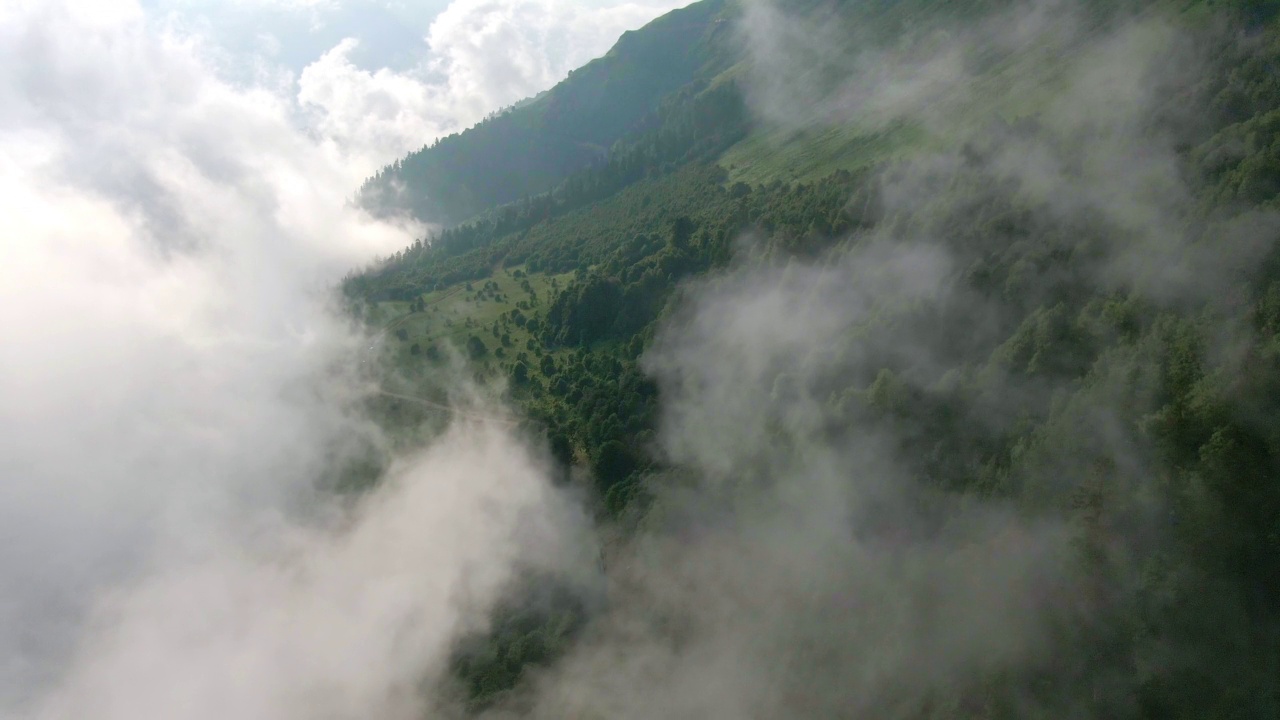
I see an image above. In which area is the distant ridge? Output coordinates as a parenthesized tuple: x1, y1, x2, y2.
(357, 0, 734, 226)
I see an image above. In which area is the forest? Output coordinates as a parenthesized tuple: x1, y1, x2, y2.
(343, 0, 1280, 716)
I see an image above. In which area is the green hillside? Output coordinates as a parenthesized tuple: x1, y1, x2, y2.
(344, 0, 1280, 715)
(357, 0, 738, 224)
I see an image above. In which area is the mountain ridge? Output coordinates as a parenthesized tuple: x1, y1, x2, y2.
(357, 0, 736, 226)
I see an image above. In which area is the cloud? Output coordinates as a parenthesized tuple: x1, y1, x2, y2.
(739, 0, 1278, 308)
(298, 37, 442, 174)
(25, 421, 589, 720)
(475, 237, 1089, 719)
(111, 1, 689, 178)
(418, 0, 686, 122)
(0, 1, 592, 717)
(1, 0, 693, 712)
(295, 0, 687, 167)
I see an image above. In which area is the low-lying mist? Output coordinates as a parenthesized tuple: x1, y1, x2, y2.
(5, 0, 1279, 718)
(1, 4, 590, 719)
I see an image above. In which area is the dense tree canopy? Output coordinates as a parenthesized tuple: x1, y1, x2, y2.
(343, 0, 1280, 715)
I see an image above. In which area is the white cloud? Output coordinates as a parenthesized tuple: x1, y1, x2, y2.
(295, 0, 687, 164)
(0, 0, 595, 716)
(298, 37, 442, 172)
(24, 423, 587, 720)
(421, 0, 684, 120)
(0, 0, 685, 714)
(119, 1, 687, 172)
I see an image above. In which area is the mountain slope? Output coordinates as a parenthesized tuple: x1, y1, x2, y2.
(357, 0, 737, 225)
(344, 0, 1280, 715)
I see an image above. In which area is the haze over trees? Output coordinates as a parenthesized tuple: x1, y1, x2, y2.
(339, 0, 1280, 715)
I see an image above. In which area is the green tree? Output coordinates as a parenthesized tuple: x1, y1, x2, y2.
(512, 361, 529, 385)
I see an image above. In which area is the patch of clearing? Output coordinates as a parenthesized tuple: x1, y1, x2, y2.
(719, 121, 927, 187)
(373, 266, 579, 390)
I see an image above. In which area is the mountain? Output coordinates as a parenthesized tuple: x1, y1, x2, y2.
(345, 0, 1280, 716)
(357, 0, 738, 225)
